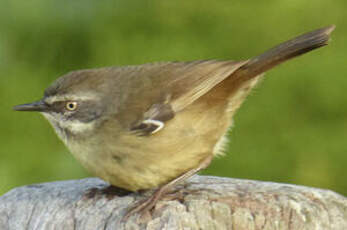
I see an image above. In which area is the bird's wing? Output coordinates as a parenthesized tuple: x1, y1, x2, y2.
(165, 60, 247, 112)
(125, 60, 247, 135)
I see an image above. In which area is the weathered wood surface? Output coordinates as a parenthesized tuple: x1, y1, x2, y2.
(0, 175, 346, 230)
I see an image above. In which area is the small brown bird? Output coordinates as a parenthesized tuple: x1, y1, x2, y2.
(14, 25, 335, 217)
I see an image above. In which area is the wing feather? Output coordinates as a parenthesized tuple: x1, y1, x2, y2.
(167, 60, 247, 112)
(113, 60, 247, 135)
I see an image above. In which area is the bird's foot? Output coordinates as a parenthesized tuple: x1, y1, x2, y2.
(123, 185, 175, 222)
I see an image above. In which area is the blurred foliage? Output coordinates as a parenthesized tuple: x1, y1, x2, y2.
(0, 0, 346, 196)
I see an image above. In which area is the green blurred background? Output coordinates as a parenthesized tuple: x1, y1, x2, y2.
(1, 0, 346, 196)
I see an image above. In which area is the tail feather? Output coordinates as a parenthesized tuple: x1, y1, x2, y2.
(232, 25, 335, 83)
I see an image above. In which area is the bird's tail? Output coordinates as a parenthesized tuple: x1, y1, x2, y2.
(231, 25, 335, 83)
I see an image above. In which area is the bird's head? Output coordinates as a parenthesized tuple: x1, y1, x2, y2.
(13, 69, 113, 141)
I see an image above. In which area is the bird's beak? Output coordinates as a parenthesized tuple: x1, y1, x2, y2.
(13, 100, 48, 112)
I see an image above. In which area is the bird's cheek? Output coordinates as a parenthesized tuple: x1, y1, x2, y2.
(59, 119, 97, 135)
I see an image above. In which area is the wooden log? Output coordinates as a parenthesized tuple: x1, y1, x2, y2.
(0, 175, 346, 230)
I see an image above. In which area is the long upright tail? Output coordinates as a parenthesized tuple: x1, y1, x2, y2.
(232, 25, 335, 83)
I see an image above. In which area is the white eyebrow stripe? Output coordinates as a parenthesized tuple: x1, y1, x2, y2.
(45, 94, 99, 104)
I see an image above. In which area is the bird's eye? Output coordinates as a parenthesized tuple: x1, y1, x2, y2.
(66, 101, 78, 111)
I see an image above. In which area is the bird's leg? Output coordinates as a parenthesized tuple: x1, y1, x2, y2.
(84, 185, 132, 200)
(123, 155, 213, 220)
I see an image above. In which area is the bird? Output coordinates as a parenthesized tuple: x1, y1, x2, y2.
(13, 25, 335, 218)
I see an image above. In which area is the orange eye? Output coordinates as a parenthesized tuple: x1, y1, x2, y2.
(66, 101, 78, 111)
